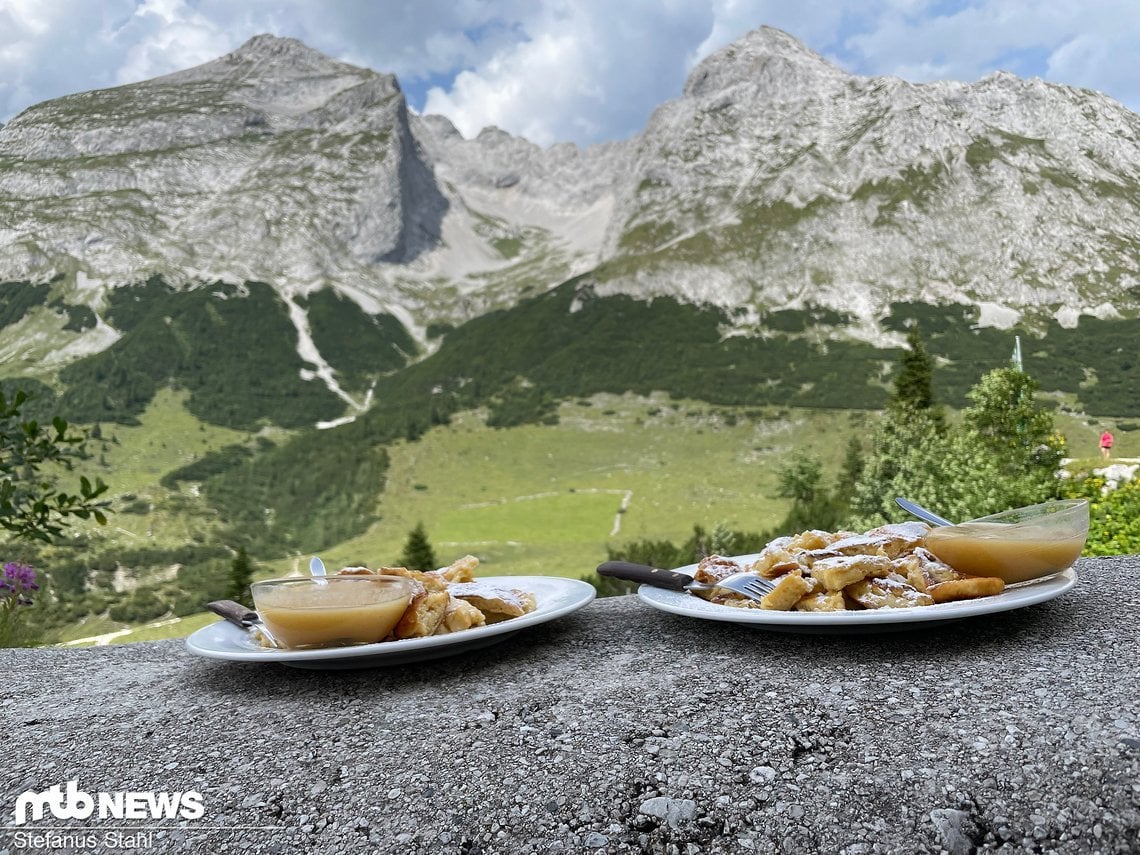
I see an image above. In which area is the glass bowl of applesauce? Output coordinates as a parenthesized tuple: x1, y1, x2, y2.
(923, 499, 1089, 584)
(250, 575, 414, 649)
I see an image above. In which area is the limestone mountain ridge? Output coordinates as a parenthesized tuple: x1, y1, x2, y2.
(3, 26, 1140, 364)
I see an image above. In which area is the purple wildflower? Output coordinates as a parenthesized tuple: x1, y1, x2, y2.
(0, 562, 39, 644)
(2, 562, 38, 593)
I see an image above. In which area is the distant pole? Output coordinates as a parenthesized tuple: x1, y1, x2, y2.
(1011, 334, 1027, 443)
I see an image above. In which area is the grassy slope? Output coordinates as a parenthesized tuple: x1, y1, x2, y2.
(317, 395, 860, 576)
(1055, 415, 1137, 460)
(97, 387, 251, 496)
(67, 387, 257, 550)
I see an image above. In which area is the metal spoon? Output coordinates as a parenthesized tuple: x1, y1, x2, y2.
(894, 497, 954, 527)
(206, 600, 280, 648)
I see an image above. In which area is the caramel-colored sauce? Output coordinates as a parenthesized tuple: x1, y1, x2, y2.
(256, 582, 410, 649)
(924, 522, 1083, 584)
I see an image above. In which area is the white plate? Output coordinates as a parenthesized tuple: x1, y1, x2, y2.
(185, 576, 595, 669)
(637, 555, 1078, 634)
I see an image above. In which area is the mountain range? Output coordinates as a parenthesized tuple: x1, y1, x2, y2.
(3, 26, 1140, 427)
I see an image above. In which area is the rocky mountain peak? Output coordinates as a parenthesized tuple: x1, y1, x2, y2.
(171, 32, 361, 82)
(155, 31, 395, 119)
(231, 33, 317, 60)
(683, 25, 846, 100)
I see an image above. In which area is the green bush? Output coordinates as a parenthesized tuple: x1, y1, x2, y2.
(203, 429, 391, 553)
(306, 288, 417, 392)
(108, 588, 168, 623)
(53, 301, 97, 332)
(607, 524, 770, 571)
(486, 382, 559, 428)
(161, 443, 257, 488)
(1063, 475, 1140, 555)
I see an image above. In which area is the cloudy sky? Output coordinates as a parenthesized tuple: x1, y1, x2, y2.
(2, 0, 1138, 146)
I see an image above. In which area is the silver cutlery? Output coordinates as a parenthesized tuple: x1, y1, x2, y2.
(596, 560, 775, 602)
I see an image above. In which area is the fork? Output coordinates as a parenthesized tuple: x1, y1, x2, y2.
(710, 571, 777, 601)
(596, 561, 776, 602)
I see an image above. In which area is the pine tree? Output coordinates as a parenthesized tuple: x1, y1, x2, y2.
(400, 522, 437, 571)
(708, 521, 737, 556)
(848, 326, 953, 526)
(831, 436, 865, 519)
(890, 326, 944, 428)
(227, 547, 254, 607)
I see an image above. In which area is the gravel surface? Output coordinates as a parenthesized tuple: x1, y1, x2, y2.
(2, 556, 1138, 854)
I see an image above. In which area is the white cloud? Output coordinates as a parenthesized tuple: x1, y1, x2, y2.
(113, 0, 231, 84)
(1046, 23, 1140, 107)
(0, 0, 126, 118)
(840, 0, 1140, 111)
(425, 0, 715, 146)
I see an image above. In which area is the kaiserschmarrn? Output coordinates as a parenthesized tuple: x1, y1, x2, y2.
(336, 555, 537, 639)
(695, 522, 1005, 611)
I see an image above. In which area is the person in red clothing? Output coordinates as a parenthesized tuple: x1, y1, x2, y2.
(1100, 430, 1114, 460)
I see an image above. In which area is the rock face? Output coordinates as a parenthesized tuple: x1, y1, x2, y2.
(3, 27, 1140, 349)
(605, 28, 1140, 330)
(0, 36, 443, 296)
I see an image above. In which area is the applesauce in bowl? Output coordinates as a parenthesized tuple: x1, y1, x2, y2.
(250, 575, 413, 649)
(923, 499, 1089, 584)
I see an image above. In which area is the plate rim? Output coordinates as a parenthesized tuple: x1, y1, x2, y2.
(636, 554, 1078, 627)
(185, 575, 595, 663)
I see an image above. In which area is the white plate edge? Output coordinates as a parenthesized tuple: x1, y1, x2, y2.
(185, 576, 596, 662)
(636, 565, 1078, 627)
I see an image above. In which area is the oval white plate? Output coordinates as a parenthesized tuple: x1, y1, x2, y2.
(637, 556, 1078, 634)
(185, 576, 595, 668)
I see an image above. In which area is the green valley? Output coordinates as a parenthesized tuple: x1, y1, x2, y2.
(3, 275, 1140, 645)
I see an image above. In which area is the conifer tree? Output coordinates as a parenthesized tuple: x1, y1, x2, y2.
(227, 547, 254, 607)
(400, 522, 437, 572)
(849, 326, 947, 525)
(890, 326, 944, 427)
(776, 456, 845, 533)
(836, 436, 865, 495)
(831, 436, 865, 519)
(708, 521, 737, 556)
